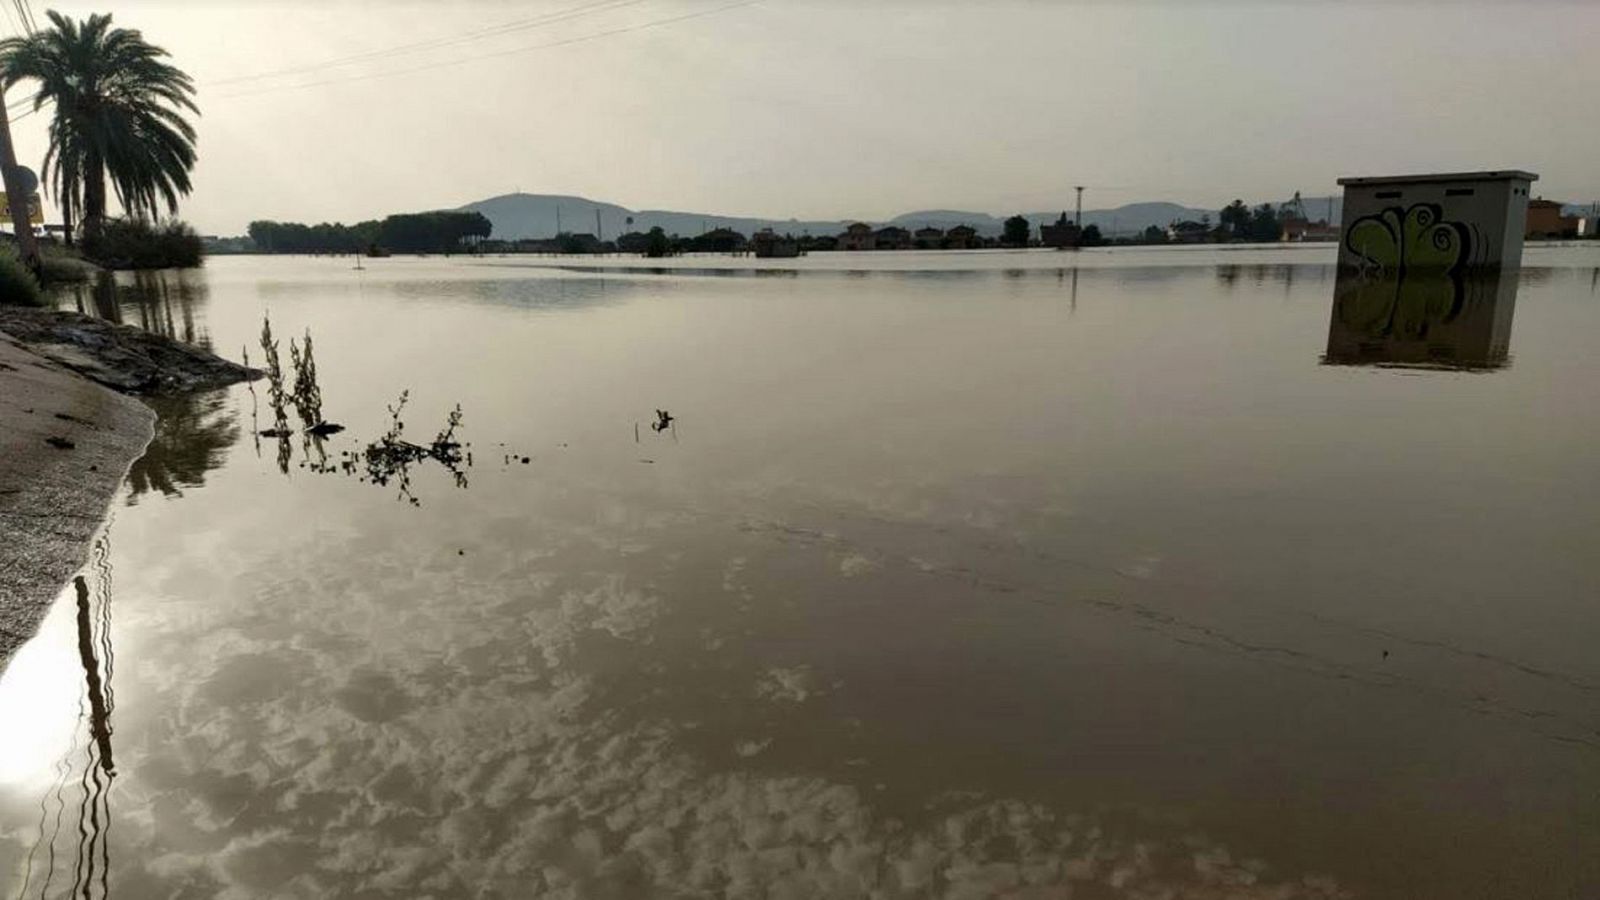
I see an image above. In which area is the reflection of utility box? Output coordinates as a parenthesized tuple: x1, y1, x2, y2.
(1324, 269, 1520, 370)
(1336, 170, 1537, 271)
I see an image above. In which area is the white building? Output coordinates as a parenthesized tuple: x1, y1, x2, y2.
(1336, 170, 1537, 271)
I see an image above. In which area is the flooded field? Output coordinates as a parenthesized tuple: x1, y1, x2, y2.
(3, 246, 1599, 898)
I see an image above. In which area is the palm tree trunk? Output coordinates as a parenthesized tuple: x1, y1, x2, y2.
(83, 151, 106, 234)
(62, 201, 74, 247)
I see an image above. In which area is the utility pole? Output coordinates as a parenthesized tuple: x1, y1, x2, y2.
(555, 206, 562, 236)
(595, 208, 602, 241)
(1074, 186, 1084, 228)
(0, 82, 40, 271)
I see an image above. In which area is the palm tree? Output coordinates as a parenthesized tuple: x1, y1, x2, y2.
(0, 11, 197, 244)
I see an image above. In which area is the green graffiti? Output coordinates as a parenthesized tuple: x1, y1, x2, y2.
(1344, 203, 1472, 274)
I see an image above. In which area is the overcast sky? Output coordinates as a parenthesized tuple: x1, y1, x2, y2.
(11, 0, 1598, 233)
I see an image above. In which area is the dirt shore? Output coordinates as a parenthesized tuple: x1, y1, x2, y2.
(0, 307, 260, 674)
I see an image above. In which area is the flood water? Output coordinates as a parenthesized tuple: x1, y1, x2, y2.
(3, 246, 1599, 898)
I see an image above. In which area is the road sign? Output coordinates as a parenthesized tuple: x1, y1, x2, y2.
(5, 165, 36, 196)
(0, 191, 43, 224)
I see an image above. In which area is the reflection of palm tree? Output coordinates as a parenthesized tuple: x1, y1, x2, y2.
(88, 271, 121, 322)
(120, 269, 211, 348)
(126, 389, 240, 501)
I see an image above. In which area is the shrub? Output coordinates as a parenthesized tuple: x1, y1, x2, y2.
(81, 218, 204, 270)
(0, 244, 42, 306)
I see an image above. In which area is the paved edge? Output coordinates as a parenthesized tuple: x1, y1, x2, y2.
(0, 330, 156, 675)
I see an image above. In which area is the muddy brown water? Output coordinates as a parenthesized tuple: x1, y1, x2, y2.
(3, 247, 1598, 898)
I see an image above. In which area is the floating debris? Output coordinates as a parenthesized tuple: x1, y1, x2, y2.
(652, 409, 674, 432)
(45, 436, 75, 450)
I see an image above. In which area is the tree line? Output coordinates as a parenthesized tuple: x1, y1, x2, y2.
(247, 211, 492, 255)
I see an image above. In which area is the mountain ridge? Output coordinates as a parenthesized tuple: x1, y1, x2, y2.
(458, 193, 1343, 240)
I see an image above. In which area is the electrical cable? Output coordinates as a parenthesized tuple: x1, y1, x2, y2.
(206, 0, 652, 87)
(214, 0, 759, 100)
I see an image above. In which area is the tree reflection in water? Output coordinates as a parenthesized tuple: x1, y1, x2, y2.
(125, 390, 240, 502)
(54, 270, 211, 351)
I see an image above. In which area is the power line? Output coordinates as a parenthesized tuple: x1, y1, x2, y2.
(214, 0, 759, 100)
(206, 0, 652, 88)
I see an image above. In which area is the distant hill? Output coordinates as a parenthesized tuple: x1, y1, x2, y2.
(889, 203, 1229, 236)
(461, 194, 851, 242)
(888, 210, 1006, 233)
(460, 193, 1332, 241)
(1025, 202, 1217, 236)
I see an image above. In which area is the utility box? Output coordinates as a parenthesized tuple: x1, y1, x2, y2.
(1336, 170, 1537, 271)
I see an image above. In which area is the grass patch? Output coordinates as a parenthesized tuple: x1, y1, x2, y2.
(37, 242, 98, 284)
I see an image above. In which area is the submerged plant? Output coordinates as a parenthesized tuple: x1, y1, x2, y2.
(288, 329, 327, 431)
(306, 390, 470, 506)
(258, 315, 288, 435)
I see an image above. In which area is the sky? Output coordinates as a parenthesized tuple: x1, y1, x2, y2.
(9, 0, 1599, 234)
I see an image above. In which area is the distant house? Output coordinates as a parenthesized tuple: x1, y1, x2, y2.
(874, 226, 912, 250)
(944, 224, 979, 249)
(839, 222, 876, 251)
(751, 228, 801, 258)
(1040, 213, 1081, 248)
(1279, 218, 1339, 242)
(913, 226, 944, 249)
(1166, 220, 1211, 244)
(1525, 198, 1580, 238)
